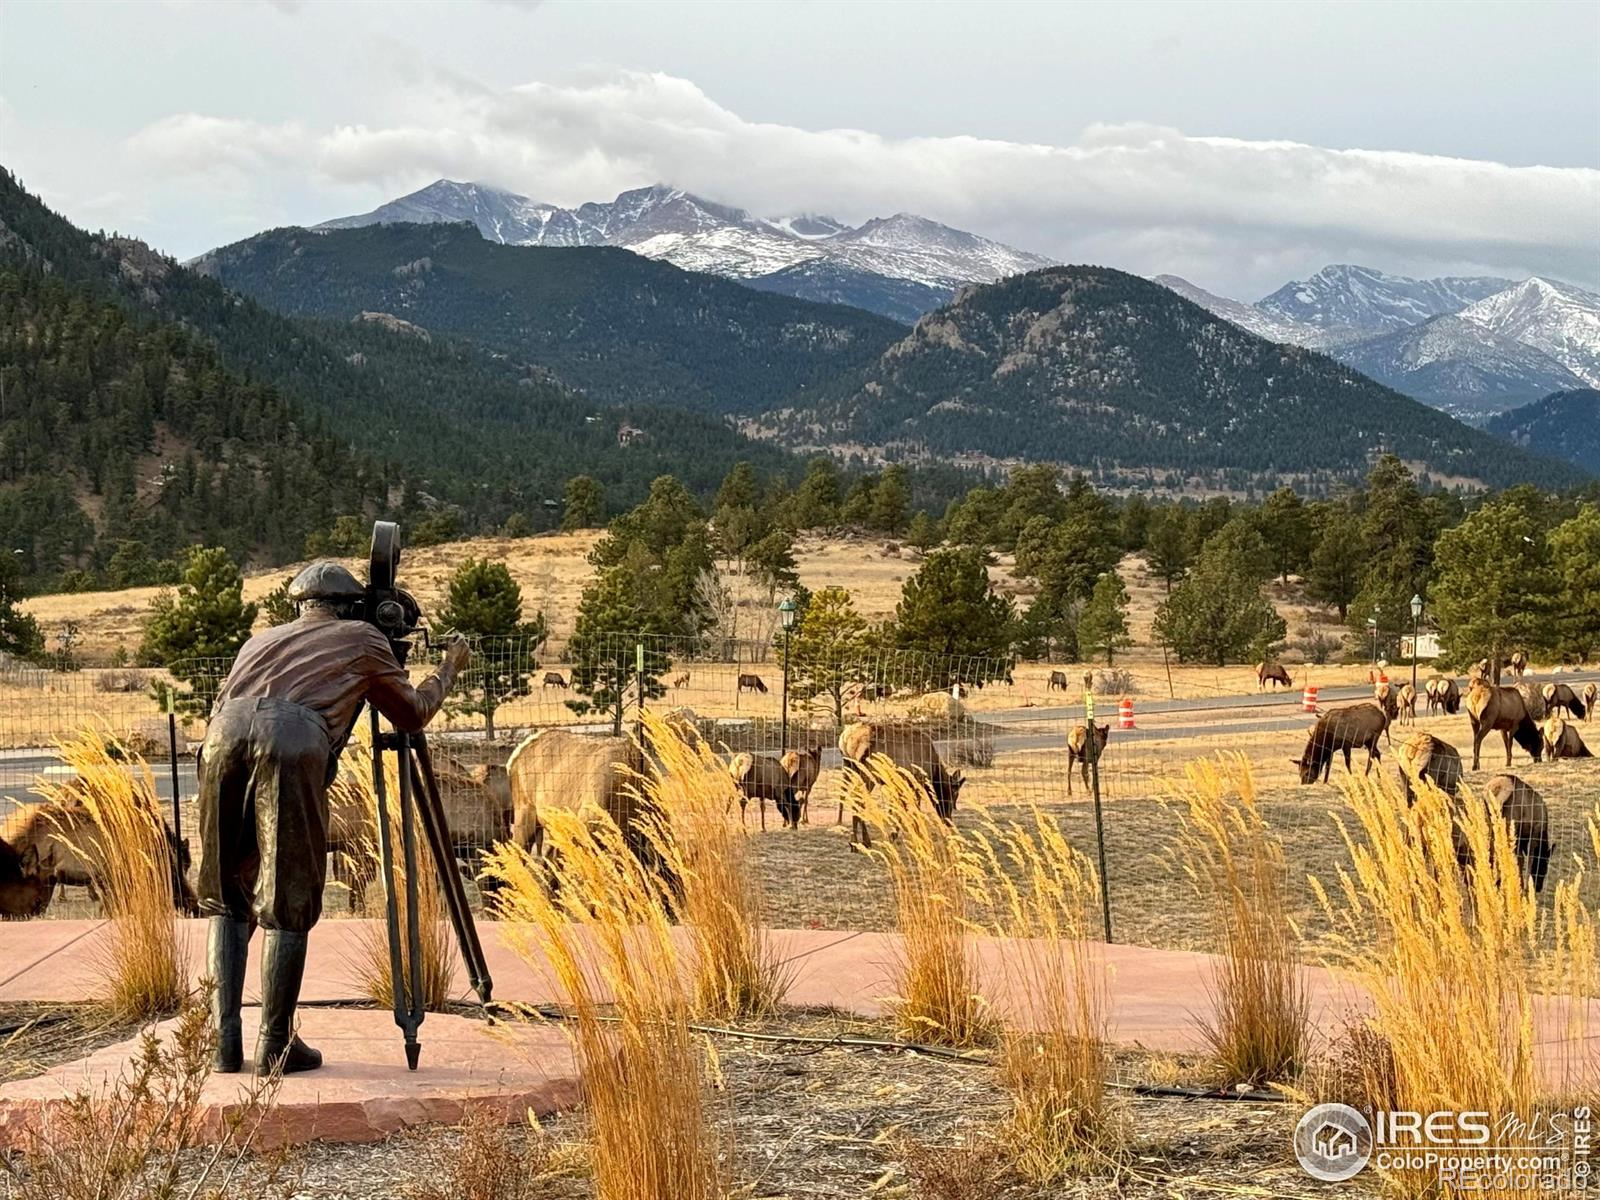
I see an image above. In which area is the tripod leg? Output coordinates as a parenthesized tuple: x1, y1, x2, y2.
(371, 709, 421, 1067)
(412, 734, 494, 1008)
(396, 736, 426, 1070)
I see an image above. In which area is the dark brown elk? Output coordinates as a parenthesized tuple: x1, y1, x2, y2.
(542, 671, 569, 689)
(1466, 679, 1543, 771)
(1065, 723, 1110, 796)
(1293, 702, 1389, 783)
(1047, 670, 1070, 692)
(1541, 716, 1593, 760)
(1509, 651, 1528, 678)
(779, 744, 823, 825)
(672, 672, 691, 690)
(0, 835, 52, 919)
(1257, 661, 1292, 691)
(1541, 682, 1588, 721)
(1395, 732, 1462, 807)
(0, 793, 197, 915)
(1436, 677, 1462, 715)
(1584, 683, 1598, 722)
(729, 753, 798, 830)
(737, 673, 768, 695)
(838, 723, 964, 848)
(1477, 775, 1553, 893)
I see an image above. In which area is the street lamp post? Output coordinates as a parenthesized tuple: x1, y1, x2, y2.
(779, 597, 798, 754)
(1409, 593, 1423, 700)
(1367, 614, 1378, 666)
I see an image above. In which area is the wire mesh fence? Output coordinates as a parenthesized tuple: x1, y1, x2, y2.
(0, 634, 1596, 965)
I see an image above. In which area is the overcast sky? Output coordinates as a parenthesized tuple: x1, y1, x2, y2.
(2, 0, 1596, 298)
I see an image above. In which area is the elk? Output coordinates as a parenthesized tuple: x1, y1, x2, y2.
(672, 672, 691, 690)
(1541, 716, 1593, 760)
(837, 723, 964, 848)
(1293, 702, 1389, 783)
(1373, 681, 1398, 743)
(729, 753, 798, 830)
(1509, 651, 1528, 678)
(1584, 682, 1598, 723)
(737, 673, 768, 695)
(1396, 682, 1417, 726)
(1465, 679, 1543, 771)
(779, 744, 823, 825)
(1479, 775, 1552, 893)
(1256, 661, 1293, 691)
(1541, 682, 1588, 721)
(1065, 722, 1110, 796)
(1396, 732, 1463, 807)
(506, 728, 644, 860)
(1436, 676, 1462, 715)
(0, 835, 51, 919)
(541, 671, 569, 689)
(1047, 670, 1070, 692)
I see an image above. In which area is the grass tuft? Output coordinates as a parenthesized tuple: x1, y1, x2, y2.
(40, 729, 186, 1019)
(1162, 754, 1308, 1086)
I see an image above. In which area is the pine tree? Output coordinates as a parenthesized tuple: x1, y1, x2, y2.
(1548, 505, 1600, 660)
(1305, 505, 1363, 621)
(566, 567, 672, 730)
(260, 576, 297, 627)
(436, 558, 548, 740)
(905, 511, 940, 552)
(1430, 495, 1558, 671)
(869, 465, 910, 535)
(1077, 571, 1132, 665)
(1153, 535, 1285, 666)
(788, 457, 841, 529)
(1258, 487, 1312, 584)
(561, 475, 606, 531)
(890, 548, 1014, 681)
(0, 552, 44, 663)
(1144, 506, 1191, 592)
(139, 546, 258, 713)
(781, 586, 871, 727)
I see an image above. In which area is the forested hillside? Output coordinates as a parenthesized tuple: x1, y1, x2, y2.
(0, 258, 386, 580)
(0, 170, 806, 567)
(1486, 389, 1600, 475)
(195, 222, 905, 417)
(779, 267, 1589, 491)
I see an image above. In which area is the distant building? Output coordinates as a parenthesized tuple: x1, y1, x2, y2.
(1401, 632, 1440, 660)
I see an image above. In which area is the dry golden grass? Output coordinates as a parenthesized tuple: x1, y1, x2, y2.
(971, 804, 1122, 1182)
(848, 757, 995, 1048)
(483, 810, 724, 1200)
(1162, 755, 1308, 1085)
(632, 711, 792, 1019)
(37, 730, 186, 1019)
(1311, 772, 1598, 1197)
(336, 741, 459, 1012)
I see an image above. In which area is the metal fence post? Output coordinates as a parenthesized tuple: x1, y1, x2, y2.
(165, 686, 183, 844)
(1084, 690, 1114, 944)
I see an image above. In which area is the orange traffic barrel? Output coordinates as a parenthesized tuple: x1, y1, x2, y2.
(1118, 697, 1135, 730)
(1302, 684, 1319, 713)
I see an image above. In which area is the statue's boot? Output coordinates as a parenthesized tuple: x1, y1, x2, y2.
(207, 916, 250, 1074)
(254, 930, 322, 1075)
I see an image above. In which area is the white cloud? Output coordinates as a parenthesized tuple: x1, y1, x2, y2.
(120, 69, 1599, 297)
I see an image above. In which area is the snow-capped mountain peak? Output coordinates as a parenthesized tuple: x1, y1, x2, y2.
(1255, 263, 1515, 340)
(318, 180, 1056, 320)
(1457, 276, 1600, 387)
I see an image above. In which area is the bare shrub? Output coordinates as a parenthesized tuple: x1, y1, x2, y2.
(40, 730, 185, 1018)
(848, 757, 993, 1047)
(1163, 755, 1307, 1085)
(94, 669, 145, 694)
(483, 810, 724, 1200)
(0, 992, 284, 1199)
(1088, 668, 1134, 696)
(401, 1104, 567, 1200)
(898, 1137, 1007, 1200)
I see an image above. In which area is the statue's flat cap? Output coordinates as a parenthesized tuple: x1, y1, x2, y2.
(288, 562, 365, 604)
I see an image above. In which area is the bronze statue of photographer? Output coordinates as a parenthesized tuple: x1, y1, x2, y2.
(197, 560, 469, 1075)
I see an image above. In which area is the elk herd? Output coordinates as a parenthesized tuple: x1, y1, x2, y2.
(1293, 654, 1594, 894)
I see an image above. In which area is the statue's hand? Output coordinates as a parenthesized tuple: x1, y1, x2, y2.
(443, 634, 471, 676)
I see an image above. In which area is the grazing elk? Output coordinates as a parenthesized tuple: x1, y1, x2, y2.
(506, 728, 644, 861)
(0, 791, 198, 916)
(1397, 682, 1417, 726)
(1065, 722, 1110, 796)
(1478, 775, 1553, 893)
(837, 723, 964, 848)
(729, 753, 798, 830)
(672, 672, 691, 690)
(1436, 676, 1462, 715)
(1542, 682, 1588, 721)
(737, 673, 768, 695)
(542, 671, 569, 690)
(1257, 661, 1293, 691)
(1373, 681, 1398, 743)
(1509, 651, 1528, 678)
(779, 744, 823, 825)
(1465, 679, 1543, 771)
(1541, 716, 1593, 760)
(0, 835, 52, 919)
(1395, 732, 1463, 807)
(1047, 670, 1071, 692)
(1293, 702, 1390, 783)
